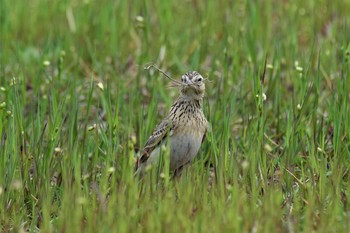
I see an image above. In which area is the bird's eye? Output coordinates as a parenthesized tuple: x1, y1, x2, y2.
(196, 77, 203, 82)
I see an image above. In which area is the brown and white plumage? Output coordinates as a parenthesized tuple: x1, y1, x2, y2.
(135, 71, 208, 176)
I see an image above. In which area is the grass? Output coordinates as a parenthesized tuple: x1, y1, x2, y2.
(1, 0, 350, 232)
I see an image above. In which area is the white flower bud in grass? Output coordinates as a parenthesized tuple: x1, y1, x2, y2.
(97, 82, 104, 90)
(10, 77, 17, 86)
(294, 60, 303, 73)
(266, 64, 273, 70)
(0, 102, 6, 109)
(54, 147, 62, 153)
(159, 45, 166, 62)
(255, 93, 266, 101)
(135, 16, 144, 23)
(0, 87, 5, 92)
(88, 124, 96, 131)
(43, 60, 51, 67)
(108, 167, 115, 173)
(264, 143, 272, 152)
(241, 160, 249, 170)
(295, 66, 303, 72)
(135, 16, 144, 28)
(297, 104, 302, 110)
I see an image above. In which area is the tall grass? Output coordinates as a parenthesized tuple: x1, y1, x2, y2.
(1, 0, 350, 232)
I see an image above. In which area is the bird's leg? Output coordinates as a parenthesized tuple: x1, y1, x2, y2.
(172, 160, 192, 179)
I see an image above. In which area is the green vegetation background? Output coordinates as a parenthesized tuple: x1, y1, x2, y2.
(1, 0, 350, 232)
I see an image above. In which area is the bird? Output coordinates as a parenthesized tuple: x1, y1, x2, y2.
(135, 71, 209, 177)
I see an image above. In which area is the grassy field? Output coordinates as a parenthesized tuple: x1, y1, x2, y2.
(1, 0, 350, 232)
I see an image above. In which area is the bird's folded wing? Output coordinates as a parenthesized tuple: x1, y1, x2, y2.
(138, 119, 172, 165)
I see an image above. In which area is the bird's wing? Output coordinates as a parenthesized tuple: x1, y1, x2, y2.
(202, 120, 210, 144)
(136, 119, 172, 167)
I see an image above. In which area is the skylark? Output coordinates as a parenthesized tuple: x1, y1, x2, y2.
(135, 71, 208, 176)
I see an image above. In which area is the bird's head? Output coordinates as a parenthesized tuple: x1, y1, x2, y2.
(180, 71, 205, 100)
